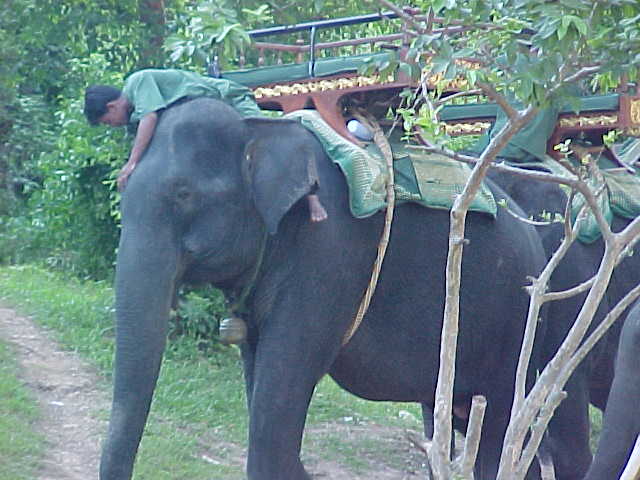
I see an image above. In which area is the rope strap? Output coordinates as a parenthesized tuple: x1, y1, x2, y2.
(229, 230, 268, 317)
(342, 111, 396, 345)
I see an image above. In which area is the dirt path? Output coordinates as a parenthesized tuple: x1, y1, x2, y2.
(0, 306, 108, 480)
(0, 305, 426, 479)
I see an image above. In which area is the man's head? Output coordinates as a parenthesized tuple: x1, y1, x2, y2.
(84, 85, 131, 127)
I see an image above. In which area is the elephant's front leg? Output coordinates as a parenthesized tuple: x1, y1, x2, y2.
(247, 388, 313, 479)
(245, 327, 340, 479)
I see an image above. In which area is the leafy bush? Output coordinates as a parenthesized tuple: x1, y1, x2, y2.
(1, 0, 153, 279)
(2, 54, 128, 279)
(170, 287, 229, 352)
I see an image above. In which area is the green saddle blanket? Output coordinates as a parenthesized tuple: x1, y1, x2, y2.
(572, 168, 640, 243)
(285, 110, 497, 218)
(516, 153, 640, 244)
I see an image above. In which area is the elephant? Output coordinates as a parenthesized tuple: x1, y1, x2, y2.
(583, 297, 640, 479)
(488, 167, 640, 479)
(98, 97, 550, 480)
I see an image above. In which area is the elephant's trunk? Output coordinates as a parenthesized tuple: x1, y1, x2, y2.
(100, 224, 179, 479)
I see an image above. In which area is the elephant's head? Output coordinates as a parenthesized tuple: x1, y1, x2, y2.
(100, 97, 324, 479)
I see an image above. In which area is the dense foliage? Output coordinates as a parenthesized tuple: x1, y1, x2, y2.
(0, 0, 154, 276)
(413, 0, 639, 102)
(0, 0, 381, 278)
(0, 0, 393, 340)
(1, 0, 638, 281)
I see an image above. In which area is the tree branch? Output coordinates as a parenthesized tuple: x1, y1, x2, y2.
(372, 0, 427, 34)
(477, 81, 520, 120)
(457, 395, 487, 479)
(620, 434, 640, 480)
(565, 282, 640, 381)
(431, 104, 537, 478)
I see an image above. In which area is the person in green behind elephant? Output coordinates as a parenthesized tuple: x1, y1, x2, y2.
(83, 68, 328, 222)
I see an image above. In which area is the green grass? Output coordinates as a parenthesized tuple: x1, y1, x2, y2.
(0, 339, 44, 480)
(0, 265, 424, 478)
(589, 405, 603, 453)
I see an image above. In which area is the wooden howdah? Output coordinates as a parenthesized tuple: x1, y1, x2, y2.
(222, 10, 639, 154)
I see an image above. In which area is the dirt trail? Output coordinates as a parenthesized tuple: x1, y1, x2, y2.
(0, 306, 108, 480)
(0, 305, 425, 479)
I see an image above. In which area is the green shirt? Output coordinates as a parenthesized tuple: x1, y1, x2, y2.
(122, 69, 262, 123)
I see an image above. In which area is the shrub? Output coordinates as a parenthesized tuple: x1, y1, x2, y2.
(3, 55, 128, 279)
(170, 287, 229, 352)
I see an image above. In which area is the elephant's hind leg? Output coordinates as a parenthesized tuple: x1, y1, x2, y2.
(584, 307, 640, 480)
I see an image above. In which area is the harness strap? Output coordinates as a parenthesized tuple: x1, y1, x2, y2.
(229, 230, 268, 317)
(342, 111, 396, 345)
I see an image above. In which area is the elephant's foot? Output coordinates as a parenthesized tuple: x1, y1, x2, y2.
(247, 460, 311, 480)
(219, 316, 247, 344)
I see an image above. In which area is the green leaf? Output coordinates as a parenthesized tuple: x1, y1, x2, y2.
(559, 0, 591, 10)
(398, 62, 414, 80)
(557, 19, 569, 40)
(216, 23, 242, 43)
(431, 0, 447, 14)
(535, 18, 560, 40)
(169, 46, 185, 63)
(571, 16, 588, 36)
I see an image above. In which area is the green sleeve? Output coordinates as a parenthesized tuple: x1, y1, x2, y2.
(122, 71, 171, 123)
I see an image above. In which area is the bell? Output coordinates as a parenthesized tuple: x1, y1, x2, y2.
(219, 316, 247, 345)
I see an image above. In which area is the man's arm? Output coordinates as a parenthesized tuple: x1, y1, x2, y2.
(117, 111, 158, 191)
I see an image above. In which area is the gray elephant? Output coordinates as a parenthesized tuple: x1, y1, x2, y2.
(584, 297, 640, 479)
(488, 168, 640, 479)
(99, 97, 549, 480)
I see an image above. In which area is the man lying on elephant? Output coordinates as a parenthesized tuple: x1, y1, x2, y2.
(83, 68, 328, 222)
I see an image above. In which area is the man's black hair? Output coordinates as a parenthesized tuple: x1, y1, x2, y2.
(84, 85, 122, 125)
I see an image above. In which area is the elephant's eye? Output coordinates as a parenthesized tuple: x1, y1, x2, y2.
(176, 189, 191, 202)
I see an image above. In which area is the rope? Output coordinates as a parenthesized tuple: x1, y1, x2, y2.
(342, 111, 396, 345)
(229, 229, 268, 316)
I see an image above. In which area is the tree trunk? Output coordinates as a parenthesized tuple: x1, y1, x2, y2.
(138, 0, 166, 68)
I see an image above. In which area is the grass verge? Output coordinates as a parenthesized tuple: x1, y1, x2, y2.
(0, 265, 424, 478)
(0, 339, 44, 480)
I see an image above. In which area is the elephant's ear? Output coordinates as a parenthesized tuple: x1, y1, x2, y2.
(243, 117, 320, 235)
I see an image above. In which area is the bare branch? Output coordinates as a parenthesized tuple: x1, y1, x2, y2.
(620, 434, 640, 480)
(372, 0, 427, 34)
(417, 140, 616, 247)
(566, 282, 640, 380)
(514, 390, 567, 478)
(617, 215, 640, 247)
(499, 241, 621, 479)
(477, 81, 519, 120)
(433, 89, 484, 107)
(499, 201, 559, 226)
(561, 65, 601, 86)
(510, 203, 578, 419)
(432, 104, 538, 478)
(543, 220, 640, 302)
(458, 395, 487, 479)
(542, 278, 595, 302)
(406, 145, 579, 190)
(498, 193, 640, 478)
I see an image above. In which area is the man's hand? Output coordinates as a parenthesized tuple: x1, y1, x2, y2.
(117, 111, 158, 192)
(117, 160, 137, 191)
